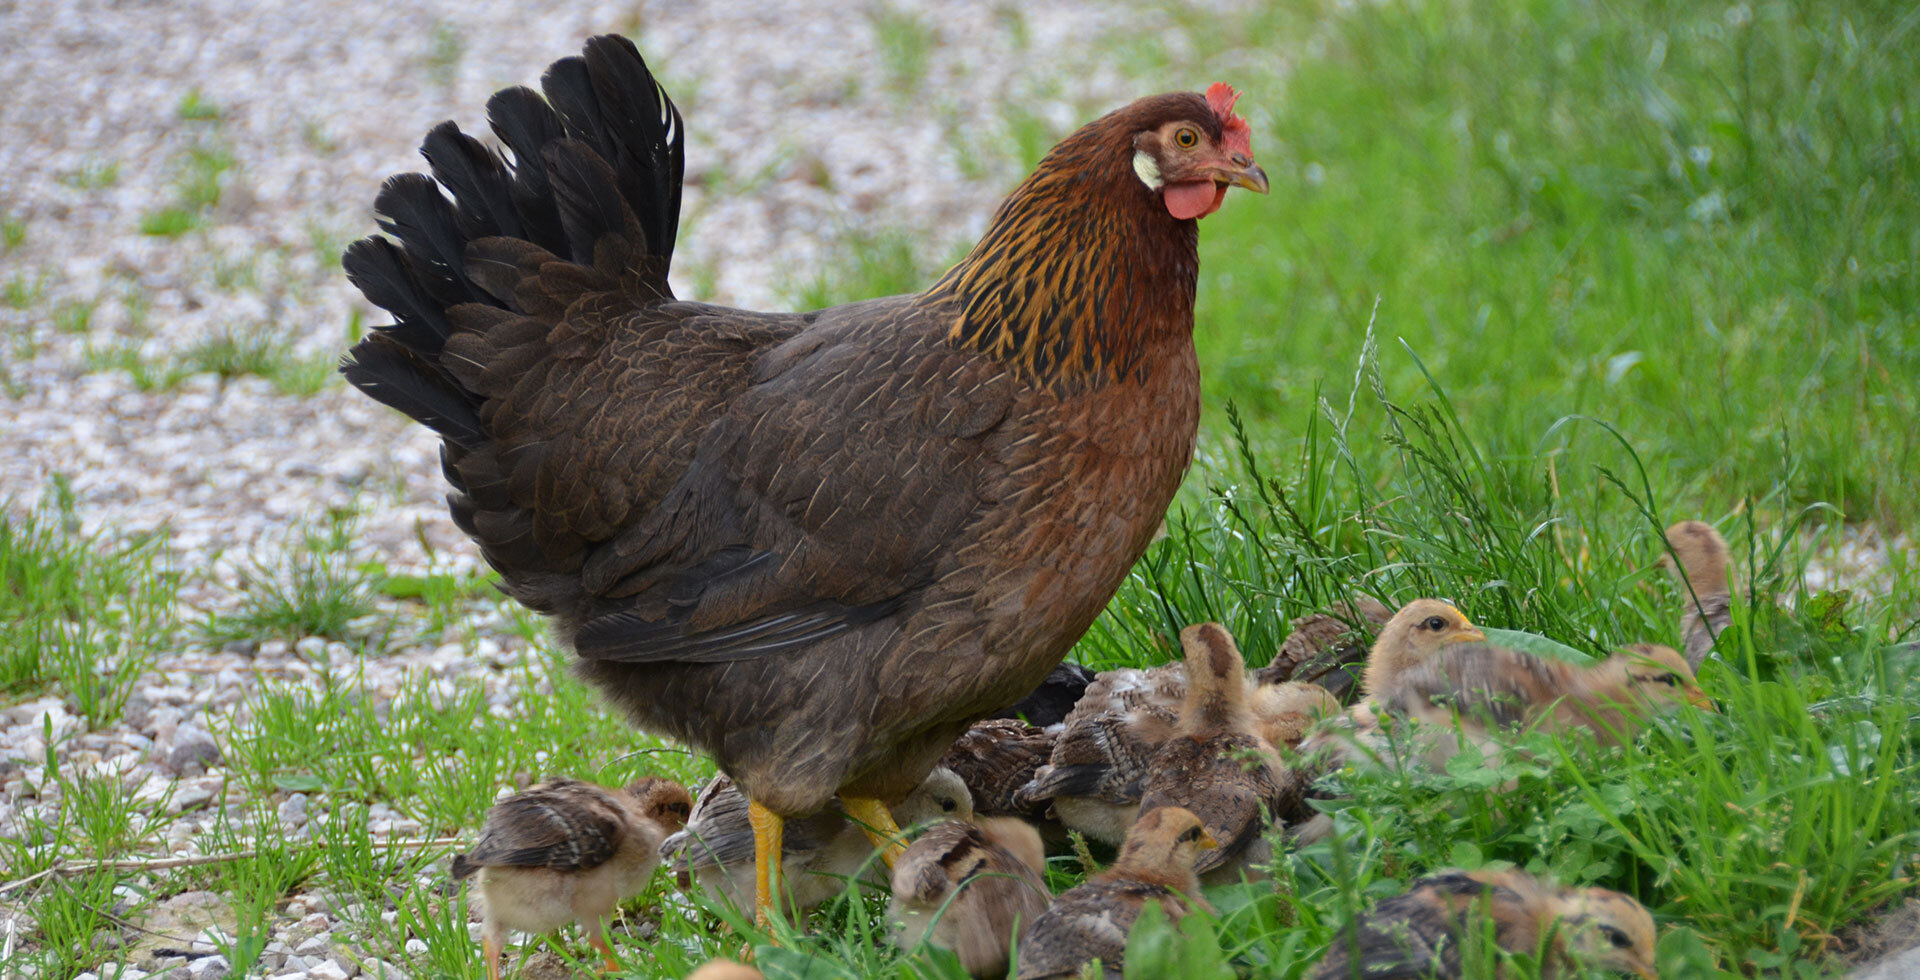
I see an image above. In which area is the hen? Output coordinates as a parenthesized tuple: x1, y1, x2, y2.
(341, 35, 1266, 926)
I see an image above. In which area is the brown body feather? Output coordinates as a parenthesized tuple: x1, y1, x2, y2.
(1015, 807, 1215, 980)
(341, 37, 1260, 821)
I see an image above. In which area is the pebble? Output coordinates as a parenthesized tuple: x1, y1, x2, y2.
(186, 956, 229, 980)
(308, 960, 351, 980)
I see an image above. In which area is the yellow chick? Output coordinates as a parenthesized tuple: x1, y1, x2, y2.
(890, 817, 1051, 978)
(1014, 806, 1217, 980)
(664, 767, 969, 917)
(1311, 868, 1658, 980)
(453, 777, 691, 980)
(1359, 599, 1487, 699)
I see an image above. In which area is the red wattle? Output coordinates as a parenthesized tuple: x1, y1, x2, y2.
(1164, 180, 1226, 219)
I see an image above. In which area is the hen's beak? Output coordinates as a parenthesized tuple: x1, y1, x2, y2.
(1447, 627, 1487, 644)
(1217, 161, 1269, 194)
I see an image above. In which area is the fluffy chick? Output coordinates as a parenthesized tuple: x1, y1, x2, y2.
(1371, 641, 1712, 768)
(1251, 680, 1341, 748)
(891, 817, 1051, 978)
(1017, 665, 1336, 845)
(452, 777, 692, 980)
(1136, 623, 1299, 884)
(1015, 807, 1216, 980)
(683, 961, 764, 980)
(1254, 596, 1394, 699)
(1311, 868, 1657, 980)
(1665, 520, 1733, 670)
(941, 718, 1057, 823)
(664, 767, 970, 917)
(1360, 599, 1487, 699)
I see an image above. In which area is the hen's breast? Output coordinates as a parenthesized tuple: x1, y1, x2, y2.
(888, 336, 1202, 729)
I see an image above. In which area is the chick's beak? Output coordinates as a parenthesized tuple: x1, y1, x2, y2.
(1686, 687, 1718, 712)
(1447, 627, 1487, 644)
(1635, 963, 1659, 980)
(1198, 830, 1219, 850)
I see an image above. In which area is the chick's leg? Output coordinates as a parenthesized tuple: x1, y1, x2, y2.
(747, 799, 784, 930)
(481, 923, 503, 980)
(584, 923, 619, 974)
(840, 795, 906, 867)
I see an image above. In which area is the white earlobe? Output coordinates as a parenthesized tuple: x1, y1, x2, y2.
(1132, 150, 1163, 190)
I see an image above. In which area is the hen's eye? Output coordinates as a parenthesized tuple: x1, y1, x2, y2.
(1422, 616, 1448, 631)
(1175, 128, 1198, 148)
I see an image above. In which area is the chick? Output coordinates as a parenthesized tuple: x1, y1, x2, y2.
(1360, 599, 1487, 699)
(1251, 680, 1342, 748)
(1017, 663, 1340, 845)
(452, 777, 692, 980)
(941, 718, 1057, 823)
(891, 817, 1051, 978)
(1254, 596, 1394, 700)
(1015, 807, 1216, 980)
(664, 767, 970, 917)
(683, 961, 764, 980)
(1311, 868, 1657, 980)
(990, 661, 1098, 728)
(1665, 520, 1733, 671)
(1136, 623, 1300, 884)
(1372, 641, 1712, 767)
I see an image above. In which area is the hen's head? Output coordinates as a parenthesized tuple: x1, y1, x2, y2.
(1123, 83, 1268, 219)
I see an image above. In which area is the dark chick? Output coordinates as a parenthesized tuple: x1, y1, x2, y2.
(453, 777, 691, 980)
(941, 718, 1058, 823)
(890, 817, 1051, 979)
(1311, 868, 1657, 980)
(1015, 806, 1216, 980)
(1135, 623, 1300, 884)
(341, 35, 1265, 926)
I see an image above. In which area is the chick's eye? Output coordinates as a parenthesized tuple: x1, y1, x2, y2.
(1179, 828, 1199, 843)
(1599, 925, 1633, 949)
(1423, 616, 1448, 631)
(1174, 127, 1198, 148)
(941, 798, 957, 812)
(1656, 674, 1680, 687)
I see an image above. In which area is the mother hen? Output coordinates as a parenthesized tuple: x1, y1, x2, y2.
(340, 35, 1266, 924)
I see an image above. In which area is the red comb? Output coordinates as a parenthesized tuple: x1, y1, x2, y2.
(1206, 82, 1253, 159)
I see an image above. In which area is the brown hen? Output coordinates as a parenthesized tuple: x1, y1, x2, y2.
(340, 35, 1264, 925)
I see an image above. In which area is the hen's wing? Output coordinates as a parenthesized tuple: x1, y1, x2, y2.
(458, 779, 629, 873)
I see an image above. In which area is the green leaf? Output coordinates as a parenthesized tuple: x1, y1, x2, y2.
(272, 773, 325, 793)
(1480, 628, 1597, 665)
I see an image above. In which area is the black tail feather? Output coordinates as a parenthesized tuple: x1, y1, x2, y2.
(421, 121, 521, 242)
(341, 33, 684, 437)
(485, 85, 569, 253)
(339, 337, 486, 449)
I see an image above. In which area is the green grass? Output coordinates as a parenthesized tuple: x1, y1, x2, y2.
(0, 491, 178, 728)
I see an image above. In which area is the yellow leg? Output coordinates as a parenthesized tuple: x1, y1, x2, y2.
(587, 930, 619, 974)
(482, 930, 503, 980)
(748, 799, 784, 932)
(841, 795, 906, 867)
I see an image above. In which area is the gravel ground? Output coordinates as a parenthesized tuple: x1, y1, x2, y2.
(0, 0, 1230, 975)
(0, 0, 1911, 976)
